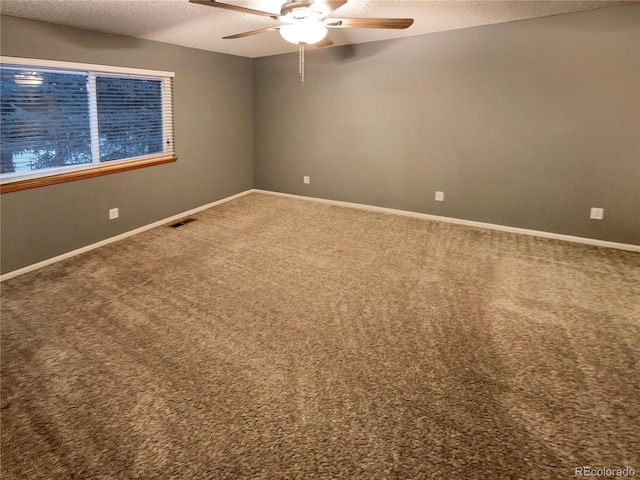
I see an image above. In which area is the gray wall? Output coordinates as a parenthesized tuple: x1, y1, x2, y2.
(1, 5, 638, 275)
(254, 4, 640, 245)
(0, 16, 253, 274)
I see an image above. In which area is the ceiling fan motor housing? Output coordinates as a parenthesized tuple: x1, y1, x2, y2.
(280, 0, 315, 18)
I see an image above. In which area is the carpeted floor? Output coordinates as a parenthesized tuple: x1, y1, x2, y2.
(1, 192, 639, 479)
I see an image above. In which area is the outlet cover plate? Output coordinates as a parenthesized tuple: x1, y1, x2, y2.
(590, 207, 604, 220)
(435, 191, 444, 201)
(109, 208, 119, 220)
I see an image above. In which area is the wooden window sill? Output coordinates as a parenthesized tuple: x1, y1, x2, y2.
(0, 156, 177, 193)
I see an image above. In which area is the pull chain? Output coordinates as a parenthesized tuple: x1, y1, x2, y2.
(298, 43, 305, 85)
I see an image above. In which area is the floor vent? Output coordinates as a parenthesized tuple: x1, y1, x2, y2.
(169, 218, 196, 228)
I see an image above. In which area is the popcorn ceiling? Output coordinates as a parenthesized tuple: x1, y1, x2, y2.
(0, 0, 635, 58)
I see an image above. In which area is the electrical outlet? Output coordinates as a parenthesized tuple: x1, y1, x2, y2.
(303, 176, 310, 184)
(435, 191, 444, 202)
(109, 208, 119, 220)
(590, 207, 604, 220)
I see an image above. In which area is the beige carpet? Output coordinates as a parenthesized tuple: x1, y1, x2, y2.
(2, 192, 639, 479)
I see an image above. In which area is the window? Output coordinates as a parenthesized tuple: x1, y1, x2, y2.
(0, 57, 175, 193)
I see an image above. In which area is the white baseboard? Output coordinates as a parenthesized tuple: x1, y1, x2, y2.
(3, 187, 637, 282)
(0, 189, 255, 282)
(254, 189, 640, 253)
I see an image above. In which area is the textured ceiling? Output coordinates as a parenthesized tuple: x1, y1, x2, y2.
(1, 0, 636, 58)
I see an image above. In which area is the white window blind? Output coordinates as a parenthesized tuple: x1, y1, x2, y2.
(0, 57, 174, 183)
(1, 69, 92, 173)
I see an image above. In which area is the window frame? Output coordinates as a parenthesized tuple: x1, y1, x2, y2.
(0, 57, 176, 193)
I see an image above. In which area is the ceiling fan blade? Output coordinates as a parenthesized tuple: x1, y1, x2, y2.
(311, 0, 348, 16)
(326, 18, 414, 29)
(314, 35, 334, 47)
(189, 0, 276, 18)
(223, 26, 280, 39)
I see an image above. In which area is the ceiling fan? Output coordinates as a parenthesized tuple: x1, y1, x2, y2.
(189, 0, 414, 46)
(189, 0, 414, 81)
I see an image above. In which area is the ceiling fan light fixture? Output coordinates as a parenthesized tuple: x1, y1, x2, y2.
(279, 21, 327, 44)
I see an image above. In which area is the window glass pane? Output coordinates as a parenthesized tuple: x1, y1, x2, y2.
(96, 76, 163, 162)
(0, 68, 91, 174)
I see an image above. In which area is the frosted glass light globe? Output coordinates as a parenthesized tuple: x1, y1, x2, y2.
(280, 22, 327, 45)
